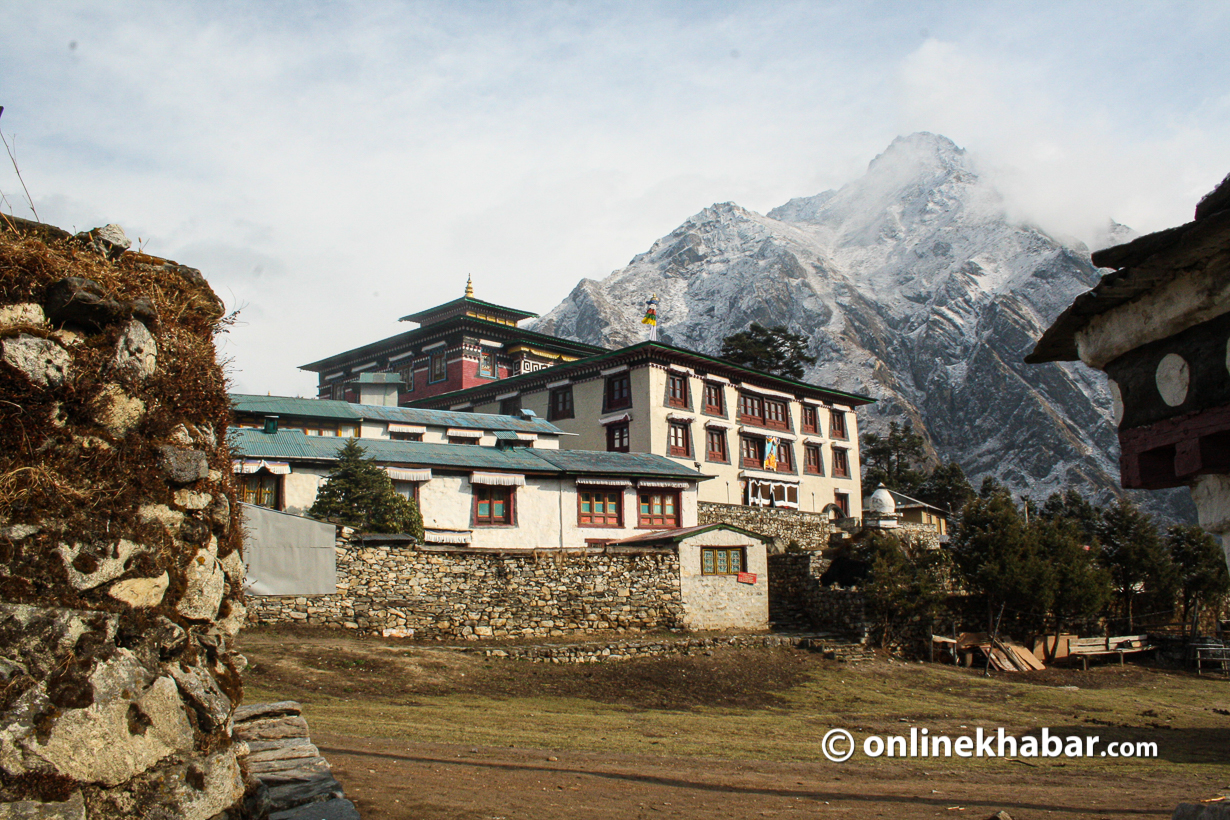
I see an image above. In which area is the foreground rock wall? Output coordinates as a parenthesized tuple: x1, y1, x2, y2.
(248, 532, 684, 639)
(0, 218, 247, 818)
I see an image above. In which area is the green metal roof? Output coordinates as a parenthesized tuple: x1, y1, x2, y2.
(399, 295, 538, 324)
(609, 523, 770, 545)
(229, 394, 564, 434)
(229, 428, 705, 481)
(231, 394, 362, 421)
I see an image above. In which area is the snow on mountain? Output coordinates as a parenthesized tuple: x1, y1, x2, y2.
(535, 133, 1194, 523)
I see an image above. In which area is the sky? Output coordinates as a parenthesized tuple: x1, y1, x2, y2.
(2, 1, 1228, 396)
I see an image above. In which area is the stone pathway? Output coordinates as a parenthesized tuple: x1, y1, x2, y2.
(233, 701, 360, 820)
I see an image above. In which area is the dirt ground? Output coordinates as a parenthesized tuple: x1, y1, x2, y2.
(239, 627, 1230, 820)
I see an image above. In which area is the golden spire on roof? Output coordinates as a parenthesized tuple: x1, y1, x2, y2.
(465, 275, 474, 298)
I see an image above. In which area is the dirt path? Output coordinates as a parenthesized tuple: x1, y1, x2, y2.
(314, 734, 1211, 820)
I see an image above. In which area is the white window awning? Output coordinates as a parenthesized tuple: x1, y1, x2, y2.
(383, 467, 432, 482)
(424, 530, 473, 544)
(388, 423, 427, 434)
(575, 477, 633, 486)
(637, 480, 690, 489)
(232, 459, 291, 475)
(704, 420, 732, 430)
(471, 472, 526, 486)
(447, 428, 483, 438)
(599, 413, 631, 426)
(666, 413, 694, 423)
(516, 432, 538, 441)
(739, 382, 794, 400)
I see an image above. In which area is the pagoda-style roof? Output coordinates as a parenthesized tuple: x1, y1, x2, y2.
(399, 296, 537, 328)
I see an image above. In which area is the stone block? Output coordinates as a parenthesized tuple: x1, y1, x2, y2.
(158, 446, 209, 485)
(178, 548, 225, 621)
(108, 572, 170, 609)
(166, 661, 232, 730)
(57, 538, 146, 591)
(233, 700, 302, 724)
(113, 319, 157, 381)
(0, 791, 84, 820)
(1, 334, 71, 388)
(91, 385, 145, 437)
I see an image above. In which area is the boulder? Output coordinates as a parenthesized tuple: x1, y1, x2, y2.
(165, 661, 231, 730)
(43, 278, 125, 330)
(73, 225, 130, 260)
(108, 572, 170, 609)
(113, 319, 157, 381)
(1, 334, 71, 388)
(158, 446, 209, 485)
(0, 303, 47, 329)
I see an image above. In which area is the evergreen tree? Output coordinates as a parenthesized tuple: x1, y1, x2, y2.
(846, 531, 951, 649)
(915, 462, 975, 514)
(308, 438, 425, 538)
(718, 323, 817, 379)
(1039, 489, 1102, 542)
(860, 421, 927, 496)
(1167, 524, 1230, 634)
(1096, 500, 1178, 630)
(1032, 516, 1111, 638)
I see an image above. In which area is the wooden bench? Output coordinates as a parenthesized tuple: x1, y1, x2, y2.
(1067, 635, 1153, 670)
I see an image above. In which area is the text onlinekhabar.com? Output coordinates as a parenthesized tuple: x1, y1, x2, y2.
(818, 727, 1159, 763)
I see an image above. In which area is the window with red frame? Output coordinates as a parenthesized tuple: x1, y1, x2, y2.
(667, 373, 689, 408)
(638, 491, 679, 528)
(830, 409, 848, 439)
(802, 405, 819, 434)
(804, 443, 823, 474)
(606, 373, 631, 410)
(548, 386, 574, 420)
(740, 436, 764, 469)
(764, 398, 790, 430)
(667, 421, 691, 457)
(578, 489, 622, 527)
(738, 393, 763, 424)
(776, 441, 794, 472)
(834, 491, 850, 517)
(706, 428, 728, 462)
(607, 423, 629, 452)
(703, 382, 725, 415)
(832, 447, 850, 478)
(474, 485, 513, 525)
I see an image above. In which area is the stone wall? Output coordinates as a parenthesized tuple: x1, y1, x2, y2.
(768, 553, 868, 641)
(698, 501, 838, 552)
(248, 532, 686, 639)
(0, 218, 247, 818)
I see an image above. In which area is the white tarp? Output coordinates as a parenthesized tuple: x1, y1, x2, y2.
(241, 503, 337, 596)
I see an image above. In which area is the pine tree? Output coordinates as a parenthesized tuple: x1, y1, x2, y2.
(308, 438, 425, 539)
(1032, 516, 1111, 638)
(915, 462, 975, 514)
(860, 421, 927, 496)
(718, 323, 817, 379)
(1096, 500, 1178, 631)
(1167, 524, 1230, 634)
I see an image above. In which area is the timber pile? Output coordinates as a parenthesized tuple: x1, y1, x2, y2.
(234, 701, 359, 820)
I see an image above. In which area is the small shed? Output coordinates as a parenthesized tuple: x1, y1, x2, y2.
(609, 523, 770, 632)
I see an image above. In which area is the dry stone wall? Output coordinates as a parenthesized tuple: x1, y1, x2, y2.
(768, 553, 868, 641)
(248, 532, 685, 639)
(0, 218, 248, 819)
(697, 502, 838, 552)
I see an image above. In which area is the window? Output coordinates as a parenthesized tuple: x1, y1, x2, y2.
(474, 485, 513, 525)
(499, 395, 521, 416)
(605, 373, 631, 411)
(330, 382, 345, 401)
(429, 350, 448, 383)
(239, 473, 279, 508)
(667, 421, 692, 457)
(398, 364, 415, 393)
(802, 405, 819, 434)
(703, 383, 725, 415)
(740, 436, 764, 469)
(738, 393, 763, 424)
(578, 489, 622, 527)
(830, 410, 848, 439)
(764, 398, 790, 430)
(390, 431, 423, 442)
(701, 547, 746, 576)
(549, 386, 574, 421)
(449, 436, 480, 446)
(804, 443, 823, 475)
(607, 423, 629, 452)
(667, 373, 689, 408)
(776, 441, 794, 472)
(478, 348, 497, 378)
(706, 429, 728, 463)
(638, 491, 679, 528)
(834, 491, 850, 518)
(832, 447, 850, 478)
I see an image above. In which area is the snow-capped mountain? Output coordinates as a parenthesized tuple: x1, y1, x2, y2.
(535, 133, 1194, 522)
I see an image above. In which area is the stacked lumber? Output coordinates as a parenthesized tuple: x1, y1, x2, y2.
(233, 701, 359, 820)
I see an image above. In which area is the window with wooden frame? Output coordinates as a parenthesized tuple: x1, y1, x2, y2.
(804, 443, 823, 475)
(667, 421, 692, 457)
(449, 436, 480, 445)
(477, 348, 497, 378)
(398, 364, 415, 393)
(801, 405, 819, 434)
(578, 488, 622, 527)
(474, 485, 513, 525)
(605, 372, 631, 410)
(429, 350, 448, 383)
(764, 398, 790, 431)
(701, 547, 746, 576)
(330, 382, 345, 401)
(548, 386, 574, 421)
(638, 491, 679, 528)
(830, 409, 848, 439)
(239, 473, 279, 508)
(702, 382, 725, 416)
(607, 423, 629, 453)
(832, 447, 850, 478)
(389, 431, 423, 442)
(705, 428, 728, 463)
(667, 373, 689, 408)
(499, 396, 521, 416)
(834, 491, 850, 518)
(740, 435, 764, 469)
(738, 393, 763, 425)
(776, 441, 794, 472)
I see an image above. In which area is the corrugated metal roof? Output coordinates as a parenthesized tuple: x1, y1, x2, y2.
(609, 523, 769, 545)
(525, 448, 707, 479)
(229, 394, 563, 434)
